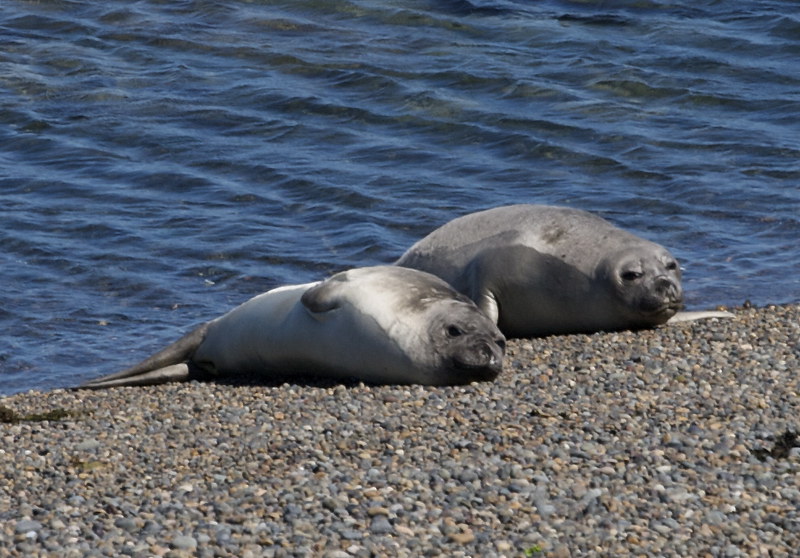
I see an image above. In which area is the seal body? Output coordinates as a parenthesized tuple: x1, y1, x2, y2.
(396, 204, 684, 338)
(80, 266, 506, 388)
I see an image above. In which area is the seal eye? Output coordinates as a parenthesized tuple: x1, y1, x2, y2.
(446, 325, 464, 337)
(665, 261, 678, 271)
(621, 270, 643, 281)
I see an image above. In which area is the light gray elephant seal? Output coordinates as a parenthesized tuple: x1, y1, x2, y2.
(79, 266, 506, 389)
(396, 204, 691, 338)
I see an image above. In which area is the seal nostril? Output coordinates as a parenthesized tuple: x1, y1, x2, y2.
(655, 276, 674, 293)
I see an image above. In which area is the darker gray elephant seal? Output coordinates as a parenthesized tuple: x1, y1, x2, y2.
(396, 204, 686, 338)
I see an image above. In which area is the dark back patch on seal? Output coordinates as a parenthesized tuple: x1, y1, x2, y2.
(398, 280, 468, 313)
(541, 225, 566, 245)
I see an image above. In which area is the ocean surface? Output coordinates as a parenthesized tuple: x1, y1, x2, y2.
(2, 0, 798, 395)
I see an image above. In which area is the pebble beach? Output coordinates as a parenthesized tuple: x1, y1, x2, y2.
(1, 305, 798, 557)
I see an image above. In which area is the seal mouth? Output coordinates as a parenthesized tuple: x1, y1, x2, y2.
(451, 348, 504, 383)
(646, 301, 682, 318)
(639, 295, 683, 319)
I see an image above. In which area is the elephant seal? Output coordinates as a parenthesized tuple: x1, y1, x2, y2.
(79, 266, 506, 389)
(396, 204, 696, 338)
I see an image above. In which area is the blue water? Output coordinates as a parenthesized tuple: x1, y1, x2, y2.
(2, 0, 798, 394)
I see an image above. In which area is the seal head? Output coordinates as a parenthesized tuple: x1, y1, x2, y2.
(421, 296, 505, 384)
(599, 245, 683, 325)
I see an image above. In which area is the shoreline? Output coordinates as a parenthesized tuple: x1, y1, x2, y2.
(2, 304, 798, 556)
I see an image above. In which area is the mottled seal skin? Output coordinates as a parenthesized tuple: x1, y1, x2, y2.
(396, 204, 687, 338)
(79, 266, 506, 389)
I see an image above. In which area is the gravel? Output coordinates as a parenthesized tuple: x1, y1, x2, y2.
(1, 304, 798, 557)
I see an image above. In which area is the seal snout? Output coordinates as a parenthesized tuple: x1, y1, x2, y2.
(654, 275, 683, 307)
(638, 275, 683, 319)
(451, 334, 506, 382)
(655, 275, 680, 296)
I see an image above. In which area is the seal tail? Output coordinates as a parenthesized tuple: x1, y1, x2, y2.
(77, 322, 210, 389)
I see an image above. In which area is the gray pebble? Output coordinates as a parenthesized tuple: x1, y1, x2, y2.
(15, 520, 42, 534)
(172, 535, 197, 549)
(369, 515, 394, 535)
(75, 438, 101, 451)
(340, 529, 364, 540)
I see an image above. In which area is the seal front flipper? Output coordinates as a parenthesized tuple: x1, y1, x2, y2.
(78, 322, 210, 389)
(300, 276, 346, 315)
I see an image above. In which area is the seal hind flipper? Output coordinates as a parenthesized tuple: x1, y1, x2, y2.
(77, 322, 210, 389)
(79, 363, 191, 389)
(667, 310, 734, 323)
